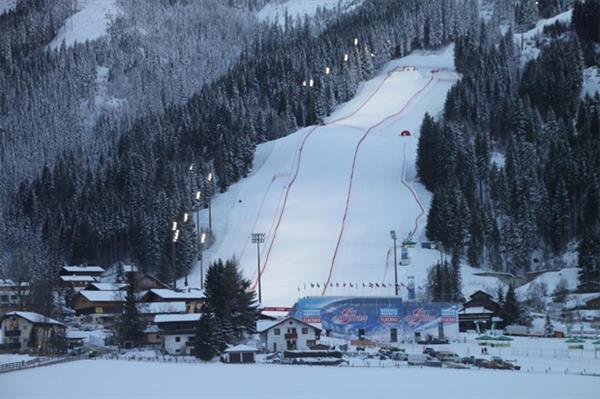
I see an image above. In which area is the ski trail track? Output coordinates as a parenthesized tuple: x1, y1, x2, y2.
(251, 66, 403, 291)
(193, 45, 462, 305)
(321, 73, 437, 294)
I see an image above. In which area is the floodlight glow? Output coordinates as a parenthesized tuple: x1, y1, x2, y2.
(201, 232, 206, 244)
(195, 191, 201, 200)
(183, 213, 189, 222)
(207, 173, 213, 182)
(325, 67, 330, 74)
(344, 54, 349, 62)
(172, 222, 178, 231)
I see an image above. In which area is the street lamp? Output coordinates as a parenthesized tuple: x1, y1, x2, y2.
(343, 53, 349, 62)
(390, 230, 398, 296)
(252, 233, 265, 304)
(325, 66, 330, 75)
(354, 38, 358, 46)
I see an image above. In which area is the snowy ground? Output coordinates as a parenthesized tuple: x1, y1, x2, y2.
(49, 0, 120, 50)
(0, 354, 36, 365)
(2, 357, 597, 399)
(257, 0, 359, 25)
(583, 66, 600, 98)
(516, 9, 573, 63)
(186, 45, 506, 306)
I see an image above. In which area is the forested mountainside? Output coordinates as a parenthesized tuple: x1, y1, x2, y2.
(0, 0, 261, 191)
(1, 0, 479, 288)
(418, 0, 599, 291)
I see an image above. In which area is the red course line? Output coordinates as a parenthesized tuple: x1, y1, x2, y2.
(400, 142, 425, 238)
(251, 68, 402, 291)
(322, 72, 436, 295)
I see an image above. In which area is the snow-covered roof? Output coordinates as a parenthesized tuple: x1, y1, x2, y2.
(144, 324, 160, 333)
(459, 306, 494, 314)
(225, 344, 258, 353)
(60, 275, 97, 282)
(86, 283, 127, 291)
(256, 316, 321, 333)
(0, 279, 29, 288)
(154, 314, 202, 323)
(62, 266, 105, 273)
(79, 290, 124, 302)
(66, 330, 89, 339)
(3, 311, 63, 326)
(138, 302, 187, 314)
(147, 289, 205, 300)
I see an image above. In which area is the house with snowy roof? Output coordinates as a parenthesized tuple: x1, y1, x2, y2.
(60, 275, 98, 290)
(60, 265, 105, 277)
(458, 290, 504, 332)
(72, 290, 125, 322)
(0, 279, 29, 315)
(1, 311, 65, 352)
(154, 313, 203, 355)
(141, 289, 205, 313)
(257, 316, 321, 353)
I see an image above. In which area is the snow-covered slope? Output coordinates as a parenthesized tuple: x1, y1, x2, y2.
(583, 66, 600, 97)
(517, 9, 573, 63)
(0, 0, 15, 15)
(187, 45, 505, 306)
(49, 0, 120, 50)
(257, 0, 359, 25)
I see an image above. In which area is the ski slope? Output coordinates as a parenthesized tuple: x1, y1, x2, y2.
(189, 45, 503, 306)
(257, 0, 360, 25)
(49, 0, 119, 50)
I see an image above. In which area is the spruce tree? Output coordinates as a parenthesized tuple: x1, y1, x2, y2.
(116, 272, 144, 346)
(194, 307, 217, 361)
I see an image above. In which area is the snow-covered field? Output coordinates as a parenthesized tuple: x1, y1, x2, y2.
(49, 0, 120, 50)
(258, 0, 359, 25)
(2, 358, 597, 399)
(188, 45, 506, 306)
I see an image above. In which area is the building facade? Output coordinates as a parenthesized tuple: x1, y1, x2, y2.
(1, 311, 65, 352)
(258, 317, 321, 353)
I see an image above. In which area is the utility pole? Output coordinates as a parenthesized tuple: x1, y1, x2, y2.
(390, 230, 398, 296)
(252, 233, 265, 304)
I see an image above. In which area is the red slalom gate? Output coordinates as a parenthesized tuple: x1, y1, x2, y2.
(251, 67, 402, 291)
(322, 72, 437, 295)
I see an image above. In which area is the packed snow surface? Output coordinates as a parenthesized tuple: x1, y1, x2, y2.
(0, 0, 15, 15)
(189, 45, 506, 306)
(49, 0, 119, 50)
(258, 0, 358, 25)
(2, 358, 597, 399)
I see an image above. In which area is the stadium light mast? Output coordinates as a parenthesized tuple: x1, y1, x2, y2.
(206, 172, 213, 232)
(252, 233, 265, 304)
(199, 232, 206, 290)
(172, 228, 180, 290)
(390, 230, 398, 296)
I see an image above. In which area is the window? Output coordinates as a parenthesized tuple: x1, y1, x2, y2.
(390, 328, 398, 343)
(156, 335, 160, 339)
(175, 336, 181, 342)
(358, 329, 365, 339)
(274, 328, 280, 335)
(0, 295, 7, 302)
(301, 327, 308, 335)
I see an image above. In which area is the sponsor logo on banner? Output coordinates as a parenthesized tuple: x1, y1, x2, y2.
(379, 308, 400, 323)
(441, 308, 458, 323)
(302, 309, 321, 323)
(332, 307, 368, 325)
(405, 308, 435, 325)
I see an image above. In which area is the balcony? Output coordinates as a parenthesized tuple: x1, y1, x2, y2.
(284, 332, 298, 339)
(4, 329, 21, 337)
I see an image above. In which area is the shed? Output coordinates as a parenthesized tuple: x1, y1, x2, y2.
(224, 344, 258, 363)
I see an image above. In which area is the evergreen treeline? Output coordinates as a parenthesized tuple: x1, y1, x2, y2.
(417, 1, 599, 288)
(3, 0, 479, 283)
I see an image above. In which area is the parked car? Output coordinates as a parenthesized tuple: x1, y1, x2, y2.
(473, 358, 489, 368)
(422, 347, 438, 357)
(436, 351, 459, 362)
(460, 356, 476, 365)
